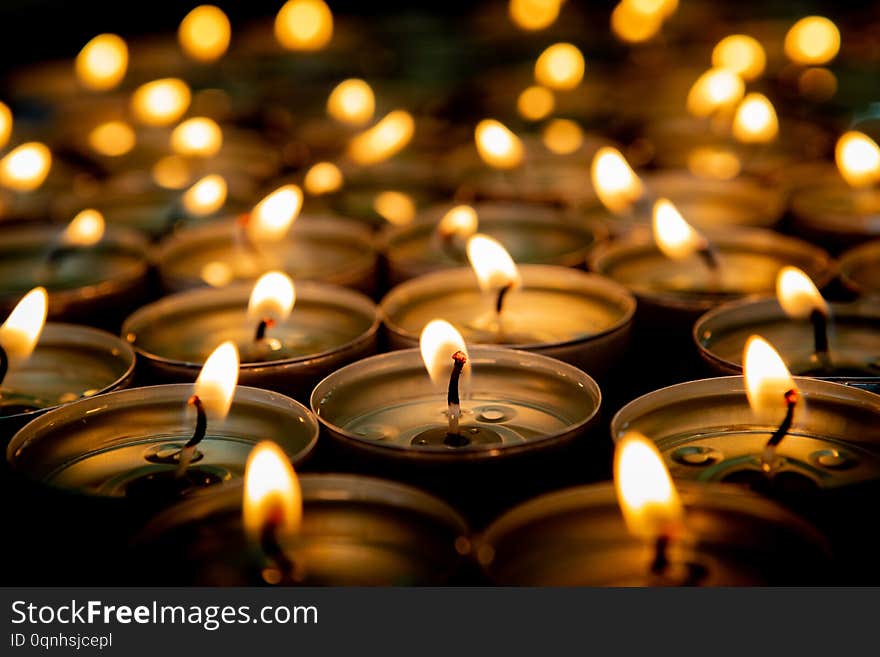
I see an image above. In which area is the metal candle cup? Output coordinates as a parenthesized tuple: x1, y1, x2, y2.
(839, 240, 880, 297)
(134, 474, 469, 585)
(122, 281, 380, 401)
(790, 183, 880, 252)
(478, 481, 832, 585)
(0, 323, 135, 441)
(155, 215, 378, 295)
(380, 266, 635, 376)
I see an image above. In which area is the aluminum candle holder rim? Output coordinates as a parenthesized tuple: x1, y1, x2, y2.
(380, 265, 637, 351)
(310, 346, 602, 463)
(121, 280, 381, 371)
(839, 239, 880, 296)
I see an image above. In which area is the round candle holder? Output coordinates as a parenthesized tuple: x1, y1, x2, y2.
(380, 266, 635, 376)
(122, 281, 380, 401)
(790, 182, 880, 252)
(380, 202, 607, 285)
(694, 297, 880, 377)
(155, 215, 378, 295)
(0, 224, 151, 328)
(478, 481, 832, 585)
(0, 323, 135, 441)
(839, 239, 880, 297)
(134, 474, 469, 585)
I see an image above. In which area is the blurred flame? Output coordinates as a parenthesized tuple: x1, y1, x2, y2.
(0, 143, 51, 192)
(687, 146, 741, 181)
(131, 79, 192, 127)
(712, 35, 766, 81)
(200, 261, 233, 287)
(0, 101, 11, 150)
(153, 155, 192, 190)
(438, 205, 478, 240)
(373, 191, 415, 225)
(327, 79, 375, 127)
(62, 209, 105, 246)
(732, 93, 778, 144)
(614, 430, 683, 541)
(652, 199, 706, 260)
(798, 67, 837, 101)
(348, 110, 414, 165)
(776, 266, 828, 320)
(784, 16, 840, 65)
(179, 5, 231, 62)
(88, 121, 136, 157)
(509, 0, 562, 31)
(182, 174, 227, 216)
(474, 119, 524, 170)
(686, 68, 744, 118)
(466, 234, 521, 292)
(534, 43, 585, 91)
(420, 319, 469, 387)
(194, 341, 239, 420)
(835, 131, 880, 189)
(517, 86, 555, 121)
(275, 0, 333, 51)
(243, 441, 302, 542)
(248, 271, 296, 322)
(542, 118, 583, 154)
(744, 336, 797, 416)
(75, 34, 128, 91)
(623, 0, 678, 17)
(249, 185, 303, 241)
(591, 146, 644, 214)
(304, 162, 343, 195)
(0, 287, 48, 364)
(171, 117, 223, 157)
(611, 2, 664, 43)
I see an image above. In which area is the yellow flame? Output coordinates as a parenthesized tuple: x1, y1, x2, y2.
(62, 209, 105, 246)
(534, 43, 585, 91)
(179, 5, 231, 62)
(611, 2, 664, 44)
(200, 261, 233, 287)
(438, 205, 478, 240)
(686, 68, 744, 118)
(327, 79, 375, 127)
(182, 175, 227, 216)
(835, 131, 880, 189)
(509, 0, 562, 31)
(591, 146, 644, 214)
(652, 199, 707, 260)
(0, 143, 51, 192)
(248, 271, 296, 322)
(776, 266, 828, 320)
(249, 185, 303, 241)
(517, 86, 555, 122)
(466, 234, 521, 293)
(542, 118, 583, 155)
(152, 155, 192, 190)
(373, 191, 415, 226)
(348, 110, 415, 166)
(474, 119, 524, 170)
(419, 319, 469, 387)
(686, 146, 741, 181)
(75, 34, 128, 91)
(623, 0, 678, 17)
(131, 79, 192, 127)
(0, 101, 11, 150)
(614, 431, 683, 541)
(0, 287, 48, 364)
(275, 0, 333, 51)
(170, 117, 223, 157)
(304, 162, 343, 195)
(784, 16, 840, 65)
(732, 93, 778, 144)
(88, 121, 136, 157)
(243, 441, 302, 542)
(194, 341, 239, 420)
(744, 335, 797, 416)
(712, 35, 766, 81)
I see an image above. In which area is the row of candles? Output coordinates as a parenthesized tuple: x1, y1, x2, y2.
(1, 0, 879, 585)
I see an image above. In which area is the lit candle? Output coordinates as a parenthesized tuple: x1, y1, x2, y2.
(74, 34, 128, 91)
(274, 0, 333, 51)
(178, 5, 231, 62)
(131, 79, 192, 127)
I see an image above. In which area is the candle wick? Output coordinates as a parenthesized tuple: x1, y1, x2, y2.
(175, 394, 207, 479)
(761, 388, 798, 475)
(235, 212, 262, 256)
(445, 350, 468, 446)
(0, 343, 8, 387)
(255, 317, 276, 342)
(260, 504, 296, 585)
(809, 308, 832, 371)
(651, 534, 670, 576)
(495, 283, 513, 316)
(44, 242, 81, 268)
(697, 241, 720, 272)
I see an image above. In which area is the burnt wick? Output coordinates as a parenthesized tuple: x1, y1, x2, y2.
(697, 243, 721, 272)
(175, 394, 207, 479)
(495, 282, 513, 316)
(761, 389, 798, 474)
(260, 504, 296, 585)
(651, 535, 670, 576)
(809, 308, 832, 370)
(255, 317, 275, 342)
(445, 350, 468, 446)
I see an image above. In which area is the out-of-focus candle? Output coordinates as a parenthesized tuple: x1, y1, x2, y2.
(131, 79, 192, 127)
(686, 68, 744, 118)
(732, 93, 778, 144)
(348, 111, 414, 165)
(182, 175, 227, 216)
(0, 101, 11, 150)
(327, 79, 375, 127)
(374, 191, 416, 226)
(611, 2, 663, 43)
(508, 0, 562, 31)
(591, 146, 644, 215)
(88, 121, 136, 157)
(474, 119, 523, 170)
(835, 131, 880, 189)
(275, 0, 333, 51)
(711, 35, 766, 81)
(153, 155, 192, 190)
(0, 143, 51, 192)
(542, 119, 583, 155)
(75, 34, 128, 91)
(534, 43, 585, 91)
(178, 5, 231, 62)
(170, 117, 223, 157)
(62, 210, 105, 247)
(517, 86, 555, 122)
(784, 16, 840, 65)
(304, 162, 343, 195)
(248, 185, 303, 242)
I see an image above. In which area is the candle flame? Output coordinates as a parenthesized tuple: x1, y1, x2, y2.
(170, 117, 223, 157)
(182, 174, 227, 216)
(712, 35, 766, 81)
(744, 335, 797, 417)
(474, 119, 524, 170)
(275, 0, 333, 51)
(194, 341, 239, 420)
(243, 441, 302, 543)
(373, 191, 415, 225)
(466, 234, 521, 293)
(534, 43, 585, 91)
(686, 146, 741, 181)
(652, 199, 707, 260)
(542, 118, 583, 155)
(131, 78, 192, 127)
(304, 162, 343, 195)
(614, 430, 683, 541)
(88, 121, 136, 157)
(62, 209, 105, 246)
(75, 34, 128, 91)
(686, 68, 744, 118)
(517, 85, 555, 122)
(152, 155, 192, 190)
(438, 205, 478, 240)
(248, 271, 296, 323)
(776, 266, 828, 320)
(784, 16, 840, 66)
(248, 185, 303, 242)
(327, 79, 375, 127)
(508, 0, 562, 31)
(420, 319, 469, 387)
(591, 146, 644, 214)
(732, 93, 778, 144)
(611, 2, 664, 44)
(0, 101, 12, 150)
(0, 142, 51, 192)
(835, 131, 880, 189)
(179, 5, 231, 62)
(348, 110, 415, 166)
(0, 287, 48, 365)
(200, 261, 233, 288)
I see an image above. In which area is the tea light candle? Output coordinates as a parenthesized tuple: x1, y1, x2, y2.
(122, 272, 379, 401)
(133, 444, 468, 585)
(839, 239, 880, 297)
